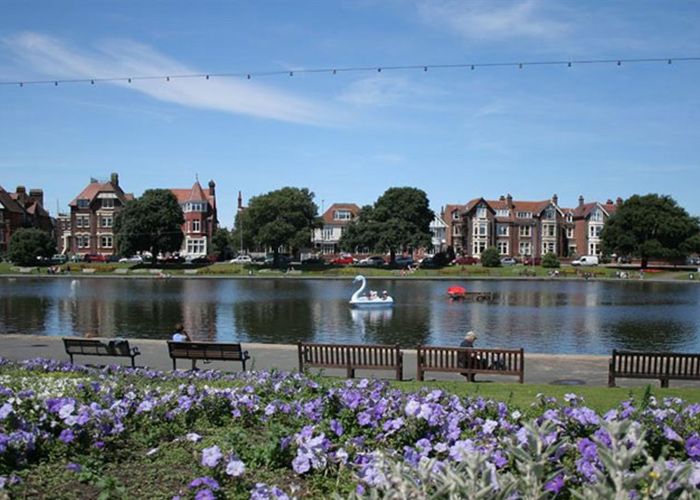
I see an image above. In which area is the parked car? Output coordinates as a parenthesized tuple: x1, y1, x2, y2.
(571, 255, 599, 266)
(522, 256, 541, 266)
(230, 255, 253, 264)
(51, 254, 68, 264)
(358, 256, 385, 267)
(393, 256, 414, 267)
(186, 256, 213, 265)
(418, 256, 440, 269)
(330, 255, 356, 265)
(686, 256, 700, 266)
(301, 257, 326, 265)
(451, 256, 479, 265)
(264, 255, 293, 267)
(500, 257, 518, 266)
(83, 254, 108, 263)
(119, 255, 143, 264)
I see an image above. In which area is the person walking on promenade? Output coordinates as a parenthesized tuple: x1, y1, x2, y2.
(171, 323, 196, 370)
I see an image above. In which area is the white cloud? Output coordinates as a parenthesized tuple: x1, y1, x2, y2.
(415, 0, 569, 41)
(338, 75, 439, 107)
(4, 32, 333, 126)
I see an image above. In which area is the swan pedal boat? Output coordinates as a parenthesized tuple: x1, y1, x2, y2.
(349, 275, 394, 308)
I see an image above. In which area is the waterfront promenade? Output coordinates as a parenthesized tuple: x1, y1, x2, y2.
(1, 333, 688, 388)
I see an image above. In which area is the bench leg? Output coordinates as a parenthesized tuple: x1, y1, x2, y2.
(131, 356, 136, 369)
(172, 358, 177, 370)
(241, 359, 246, 371)
(661, 378, 669, 388)
(69, 353, 74, 365)
(346, 367, 355, 378)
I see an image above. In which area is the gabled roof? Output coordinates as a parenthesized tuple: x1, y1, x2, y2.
(321, 203, 360, 224)
(0, 185, 24, 213)
(69, 179, 133, 207)
(170, 181, 215, 209)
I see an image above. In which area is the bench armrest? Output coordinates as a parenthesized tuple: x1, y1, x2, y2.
(131, 346, 141, 356)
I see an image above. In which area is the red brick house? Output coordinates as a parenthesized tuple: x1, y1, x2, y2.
(67, 173, 134, 257)
(0, 185, 53, 254)
(312, 203, 360, 255)
(169, 180, 218, 257)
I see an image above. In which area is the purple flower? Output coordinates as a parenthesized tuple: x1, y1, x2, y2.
(189, 477, 220, 490)
(330, 419, 344, 437)
(194, 489, 215, 500)
(201, 446, 223, 468)
(226, 458, 245, 477)
(59, 429, 75, 444)
(545, 474, 565, 493)
(578, 438, 597, 460)
(93, 441, 105, 449)
(664, 426, 682, 442)
(66, 463, 82, 473)
(686, 436, 700, 458)
(0, 403, 12, 420)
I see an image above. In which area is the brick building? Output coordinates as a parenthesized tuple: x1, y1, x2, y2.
(66, 173, 134, 257)
(443, 194, 621, 259)
(312, 203, 360, 255)
(0, 185, 53, 254)
(169, 180, 218, 257)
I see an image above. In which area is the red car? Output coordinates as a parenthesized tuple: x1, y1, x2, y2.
(452, 256, 479, 265)
(83, 254, 108, 263)
(330, 255, 355, 265)
(523, 256, 541, 266)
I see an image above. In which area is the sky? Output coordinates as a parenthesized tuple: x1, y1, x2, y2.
(1, 0, 699, 226)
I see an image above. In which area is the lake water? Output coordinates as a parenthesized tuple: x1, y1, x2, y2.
(1, 277, 699, 355)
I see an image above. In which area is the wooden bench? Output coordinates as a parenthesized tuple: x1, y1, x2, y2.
(416, 345, 524, 383)
(608, 349, 700, 388)
(63, 338, 141, 368)
(297, 342, 403, 380)
(167, 341, 250, 371)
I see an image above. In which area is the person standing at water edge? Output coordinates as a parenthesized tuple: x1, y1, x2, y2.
(172, 323, 196, 369)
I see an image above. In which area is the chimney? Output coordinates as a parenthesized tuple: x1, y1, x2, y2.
(208, 180, 216, 196)
(110, 172, 119, 187)
(616, 197, 623, 206)
(15, 186, 27, 203)
(578, 195, 584, 207)
(552, 193, 558, 206)
(237, 191, 243, 211)
(606, 199, 613, 205)
(506, 193, 513, 207)
(499, 195, 505, 201)
(29, 188, 44, 207)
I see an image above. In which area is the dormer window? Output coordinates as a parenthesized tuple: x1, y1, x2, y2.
(77, 199, 89, 208)
(333, 210, 352, 221)
(476, 206, 487, 218)
(185, 202, 205, 213)
(517, 211, 532, 219)
(452, 211, 460, 221)
(566, 213, 573, 223)
(591, 209, 603, 222)
(496, 209, 510, 217)
(543, 207, 556, 220)
(102, 199, 114, 209)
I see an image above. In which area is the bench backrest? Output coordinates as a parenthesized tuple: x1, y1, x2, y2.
(167, 341, 248, 361)
(417, 346, 524, 374)
(298, 342, 402, 370)
(611, 349, 700, 378)
(64, 338, 114, 356)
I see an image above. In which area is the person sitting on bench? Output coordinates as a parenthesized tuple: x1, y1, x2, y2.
(458, 331, 486, 382)
(171, 323, 196, 370)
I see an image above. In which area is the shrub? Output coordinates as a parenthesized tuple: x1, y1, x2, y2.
(480, 247, 501, 267)
(542, 252, 560, 268)
(8, 228, 56, 266)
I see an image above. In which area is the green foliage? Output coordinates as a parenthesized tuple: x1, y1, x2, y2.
(340, 187, 433, 262)
(244, 187, 318, 263)
(602, 194, 700, 268)
(542, 252, 560, 268)
(480, 247, 501, 267)
(8, 228, 56, 265)
(211, 227, 234, 261)
(114, 189, 184, 258)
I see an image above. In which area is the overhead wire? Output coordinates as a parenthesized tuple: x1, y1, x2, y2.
(1, 56, 698, 87)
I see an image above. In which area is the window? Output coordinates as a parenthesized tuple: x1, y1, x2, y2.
(497, 241, 509, 255)
(333, 210, 352, 221)
(474, 223, 488, 236)
(542, 224, 556, 237)
(589, 243, 600, 255)
(77, 235, 90, 248)
(101, 216, 113, 228)
(519, 226, 531, 237)
(519, 242, 531, 256)
(185, 202, 205, 213)
(472, 241, 487, 255)
(543, 208, 556, 220)
(192, 219, 201, 232)
(497, 224, 509, 236)
(452, 211, 460, 221)
(75, 216, 89, 228)
(517, 211, 532, 219)
(322, 228, 333, 240)
(100, 235, 113, 248)
(102, 199, 114, 209)
(565, 213, 573, 223)
(186, 238, 206, 255)
(566, 227, 574, 239)
(496, 209, 510, 217)
(542, 242, 556, 254)
(476, 207, 487, 219)
(453, 225, 462, 236)
(590, 209, 603, 222)
(589, 225, 602, 238)
(77, 199, 89, 208)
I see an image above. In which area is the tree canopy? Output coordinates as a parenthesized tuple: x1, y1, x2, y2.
(601, 194, 700, 268)
(340, 187, 433, 262)
(211, 227, 235, 261)
(8, 228, 56, 266)
(243, 187, 318, 263)
(114, 189, 184, 258)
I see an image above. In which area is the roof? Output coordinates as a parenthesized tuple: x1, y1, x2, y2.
(321, 203, 360, 224)
(69, 179, 133, 207)
(0, 185, 24, 213)
(169, 181, 215, 209)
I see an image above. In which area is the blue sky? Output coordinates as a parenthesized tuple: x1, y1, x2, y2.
(1, 0, 699, 225)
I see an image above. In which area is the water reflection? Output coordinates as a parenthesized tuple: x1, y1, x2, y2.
(1, 278, 700, 355)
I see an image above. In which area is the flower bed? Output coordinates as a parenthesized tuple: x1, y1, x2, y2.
(0, 358, 698, 498)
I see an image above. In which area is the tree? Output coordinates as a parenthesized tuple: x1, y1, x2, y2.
(244, 187, 318, 265)
(211, 228, 234, 261)
(542, 252, 560, 268)
(601, 194, 700, 268)
(114, 189, 184, 258)
(480, 247, 501, 267)
(8, 228, 56, 266)
(340, 187, 433, 263)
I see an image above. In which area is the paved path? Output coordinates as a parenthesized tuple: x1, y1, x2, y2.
(0, 334, 693, 388)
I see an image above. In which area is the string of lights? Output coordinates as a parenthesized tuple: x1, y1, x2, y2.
(1, 56, 699, 87)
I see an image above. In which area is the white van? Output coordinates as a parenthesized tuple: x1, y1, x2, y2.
(571, 255, 599, 266)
